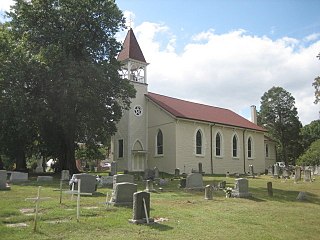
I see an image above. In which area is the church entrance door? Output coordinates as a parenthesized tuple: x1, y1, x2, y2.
(132, 152, 145, 171)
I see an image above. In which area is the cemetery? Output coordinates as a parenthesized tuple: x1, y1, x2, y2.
(0, 168, 320, 240)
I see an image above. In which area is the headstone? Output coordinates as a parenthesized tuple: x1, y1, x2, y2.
(232, 178, 251, 198)
(179, 178, 186, 188)
(294, 166, 301, 182)
(10, 172, 28, 182)
(159, 178, 168, 186)
(144, 168, 155, 180)
(304, 169, 312, 182)
(35, 158, 44, 173)
(145, 180, 156, 192)
(267, 166, 274, 176)
(273, 164, 280, 178)
(61, 170, 70, 181)
(71, 173, 97, 193)
(198, 162, 203, 173)
(37, 176, 53, 182)
(267, 182, 273, 197)
(0, 170, 10, 190)
(282, 168, 290, 179)
(110, 162, 117, 176)
(113, 174, 134, 186)
(100, 176, 113, 187)
(154, 167, 160, 179)
(226, 172, 230, 178)
(185, 173, 203, 189)
(249, 165, 254, 177)
(174, 168, 180, 178)
(204, 185, 213, 200)
(110, 182, 137, 206)
(129, 191, 154, 224)
(218, 181, 226, 189)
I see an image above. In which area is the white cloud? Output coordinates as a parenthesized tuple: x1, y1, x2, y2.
(0, 0, 14, 11)
(131, 23, 320, 125)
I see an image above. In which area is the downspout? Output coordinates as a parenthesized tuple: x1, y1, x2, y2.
(210, 124, 215, 175)
(243, 129, 246, 174)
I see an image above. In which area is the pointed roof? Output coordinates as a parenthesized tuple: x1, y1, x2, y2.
(117, 28, 147, 63)
(146, 92, 266, 132)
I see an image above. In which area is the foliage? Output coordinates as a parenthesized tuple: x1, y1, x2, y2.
(258, 86, 302, 165)
(313, 53, 320, 104)
(296, 139, 320, 166)
(1, 0, 135, 173)
(300, 120, 320, 150)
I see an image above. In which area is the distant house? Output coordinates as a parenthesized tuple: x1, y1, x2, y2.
(111, 28, 276, 174)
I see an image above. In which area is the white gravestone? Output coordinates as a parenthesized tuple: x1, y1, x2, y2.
(232, 178, 252, 198)
(110, 182, 137, 206)
(10, 172, 28, 183)
(304, 169, 312, 182)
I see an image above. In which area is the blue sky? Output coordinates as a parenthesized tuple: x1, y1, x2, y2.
(1, 0, 320, 124)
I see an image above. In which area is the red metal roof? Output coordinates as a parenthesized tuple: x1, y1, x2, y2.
(146, 92, 266, 132)
(117, 28, 146, 63)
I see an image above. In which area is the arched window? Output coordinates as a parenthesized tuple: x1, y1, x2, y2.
(248, 137, 252, 158)
(232, 135, 238, 157)
(156, 129, 163, 155)
(196, 130, 202, 155)
(215, 132, 221, 156)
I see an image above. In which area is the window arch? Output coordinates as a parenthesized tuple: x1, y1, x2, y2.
(156, 129, 163, 155)
(248, 137, 252, 158)
(215, 132, 222, 156)
(232, 134, 238, 158)
(196, 129, 203, 155)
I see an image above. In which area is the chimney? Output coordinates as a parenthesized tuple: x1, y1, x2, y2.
(251, 105, 257, 124)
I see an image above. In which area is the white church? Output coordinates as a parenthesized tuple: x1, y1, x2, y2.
(110, 28, 276, 175)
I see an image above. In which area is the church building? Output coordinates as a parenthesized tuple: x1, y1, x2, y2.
(111, 28, 276, 174)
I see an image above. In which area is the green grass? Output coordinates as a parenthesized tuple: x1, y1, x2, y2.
(1, 174, 320, 240)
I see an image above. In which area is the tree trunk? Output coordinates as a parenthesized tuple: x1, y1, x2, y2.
(15, 148, 27, 171)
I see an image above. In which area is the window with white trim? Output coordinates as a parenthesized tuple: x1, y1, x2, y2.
(232, 134, 238, 158)
(248, 137, 252, 158)
(196, 130, 202, 155)
(215, 132, 222, 156)
(156, 129, 163, 155)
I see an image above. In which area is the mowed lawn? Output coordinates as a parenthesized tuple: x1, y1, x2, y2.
(1, 173, 320, 240)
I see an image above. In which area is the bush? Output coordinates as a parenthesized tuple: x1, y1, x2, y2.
(297, 139, 320, 166)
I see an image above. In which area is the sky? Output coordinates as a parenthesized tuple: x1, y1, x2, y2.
(1, 0, 320, 125)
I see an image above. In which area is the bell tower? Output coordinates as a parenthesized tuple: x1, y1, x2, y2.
(111, 28, 149, 172)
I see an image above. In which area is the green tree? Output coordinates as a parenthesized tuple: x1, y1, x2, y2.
(3, 0, 135, 174)
(313, 53, 320, 104)
(296, 139, 320, 166)
(258, 86, 302, 165)
(300, 120, 320, 151)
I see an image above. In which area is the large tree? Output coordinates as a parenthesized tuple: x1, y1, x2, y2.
(258, 86, 302, 165)
(2, 0, 135, 174)
(313, 53, 320, 104)
(296, 139, 320, 166)
(300, 120, 320, 151)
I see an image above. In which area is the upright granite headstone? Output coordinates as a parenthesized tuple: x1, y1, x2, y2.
(129, 191, 154, 224)
(232, 178, 251, 198)
(268, 166, 274, 176)
(113, 174, 134, 186)
(204, 185, 213, 200)
(110, 162, 117, 176)
(154, 167, 160, 179)
(249, 165, 254, 177)
(174, 168, 180, 178)
(61, 170, 70, 181)
(0, 170, 10, 190)
(304, 169, 312, 182)
(71, 173, 97, 193)
(185, 173, 203, 189)
(111, 182, 137, 206)
(9, 172, 28, 183)
(294, 166, 301, 182)
(282, 168, 290, 179)
(273, 164, 280, 178)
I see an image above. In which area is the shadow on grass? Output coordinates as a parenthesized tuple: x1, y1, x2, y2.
(253, 187, 320, 205)
(144, 222, 174, 231)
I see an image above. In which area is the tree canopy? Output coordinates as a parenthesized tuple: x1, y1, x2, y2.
(300, 120, 320, 151)
(0, 0, 135, 173)
(313, 53, 320, 104)
(296, 139, 320, 166)
(258, 86, 302, 165)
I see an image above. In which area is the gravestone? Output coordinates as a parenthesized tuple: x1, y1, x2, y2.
(37, 176, 53, 182)
(249, 165, 254, 177)
(113, 174, 134, 186)
(267, 182, 273, 197)
(61, 170, 70, 181)
(100, 176, 113, 187)
(304, 169, 312, 182)
(110, 162, 117, 176)
(218, 181, 226, 189)
(174, 168, 180, 178)
(179, 178, 186, 188)
(145, 180, 156, 192)
(294, 166, 301, 182)
(204, 185, 213, 200)
(144, 168, 155, 180)
(154, 167, 160, 179)
(268, 166, 274, 176)
(10, 172, 28, 183)
(232, 178, 252, 198)
(185, 173, 203, 189)
(71, 173, 97, 193)
(282, 168, 290, 179)
(129, 191, 154, 224)
(0, 170, 10, 190)
(273, 164, 280, 178)
(110, 182, 137, 206)
(35, 158, 44, 173)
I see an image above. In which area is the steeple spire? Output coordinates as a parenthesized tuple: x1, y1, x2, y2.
(118, 28, 148, 84)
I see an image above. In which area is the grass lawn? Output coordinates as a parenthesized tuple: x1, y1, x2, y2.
(1, 173, 320, 240)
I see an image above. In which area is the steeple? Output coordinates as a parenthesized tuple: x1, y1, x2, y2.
(118, 28, 148, 84)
